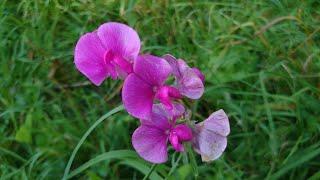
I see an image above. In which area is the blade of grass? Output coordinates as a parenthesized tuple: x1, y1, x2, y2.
(119, 159, 162, 180)
(143, 164, 157, 180)
(63, 105, 124, 179)
(271, 143, 320, 179)
(67, 150, 137, 178)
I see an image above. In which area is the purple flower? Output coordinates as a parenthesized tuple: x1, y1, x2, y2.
(74, 22, 140, 85)
(122, 54, 183, 119)
(162, 54, 204, 99)
(192, 109, 230, 162)
(132, 104, 192, 163)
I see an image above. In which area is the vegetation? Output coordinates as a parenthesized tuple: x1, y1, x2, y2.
(1, 0, 319, 179)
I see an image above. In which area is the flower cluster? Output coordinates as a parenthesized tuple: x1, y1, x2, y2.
(74, 22, 230, 163)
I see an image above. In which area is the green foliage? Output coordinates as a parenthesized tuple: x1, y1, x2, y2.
(1, 0, 319, 179)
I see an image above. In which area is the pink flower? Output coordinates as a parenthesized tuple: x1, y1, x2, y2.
(192, 109, 230, 162)
(122, 54, 183, 119)
(162, 54, 204, 99)
(74, 22, 140, 85)
(132, 104, 192, 163)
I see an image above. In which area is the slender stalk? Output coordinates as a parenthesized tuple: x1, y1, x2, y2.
(62, 105, 124, 179)
(143, 164, 157, 180)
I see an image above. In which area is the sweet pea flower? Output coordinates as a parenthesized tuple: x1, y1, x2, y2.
(162, 54, 205, 99)
(192, 109, 230, 162)
(74, 22, 140, 85)
(132, 104, 193, 163)
(122, 54, 183, 119)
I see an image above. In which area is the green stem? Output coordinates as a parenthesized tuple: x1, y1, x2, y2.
(62, 105, 124, 180)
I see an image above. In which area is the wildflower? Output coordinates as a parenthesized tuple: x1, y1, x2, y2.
(132, 104, 192, 163)
(162, 54, 204, 99)
(122, 54, 183, 119)
(74, 22, 140, 85)
(192, 109, 230, 162)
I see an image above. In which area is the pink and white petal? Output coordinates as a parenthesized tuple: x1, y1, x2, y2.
(197, 129, 227, 162)
(122, 74, 154, 119)
(74, 32, 108, 86)
(204, 109, 230, 136)
(132, 125, 168, 163)
(97, 22, 140, 62)
(134, 55, 172, 86)
(178, 68, 204, 99)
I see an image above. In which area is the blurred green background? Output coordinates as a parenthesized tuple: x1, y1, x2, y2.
(1, 0, 320, 179)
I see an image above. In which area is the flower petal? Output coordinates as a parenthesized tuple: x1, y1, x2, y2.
(169, 132, 184, 152)
(74, 32, 108, 86)
(134, 55, 172, 86)
(162, 54, 181, 78)
(152, 103, 185, 121)
(192, 67, 205, 83)
(174, 124, 193, 141)
(195, 128, 227, 162)
(97, 22, 140, 61)
(140, 109, 172, 131)
(132, 125, 168, 163)
(162, 55, 204, 99)
(203, 109, 230, 136)
(178, 68, 204, 99)
(122, 74, 154, 119)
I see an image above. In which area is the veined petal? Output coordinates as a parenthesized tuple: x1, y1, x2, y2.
(162, 54, 181, 78)
(178, 68, 204, 99)
(140, 110, 172, 131)
(134, 55, 172, 86)
(162, 55, 204, 99)
(74, 32, 108, 86)
(195, 128, 227, 162)
(203, 109, 230, 136)
(192, 67, 205, 83)
(97, 22, 140, 62)
(132, 125, 168, 163)
(152, 103, 185, 121)
(122, 74, 154, 119)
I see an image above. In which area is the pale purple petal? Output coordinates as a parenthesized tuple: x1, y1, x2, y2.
(140, 110, 172, 131)
(132, 125, 168, 163)
(192, 109, 230, 162)
(97, 22, 140, 62)
(177, 68, 204, 99)
(152, 103, 185, 121)
(134, 55, 172, 86)
(196, 128, 227, 162)
(122, 74, 154, 119)
(162, 55, 204, 99)
(192, 68, 205, 83)
(74, 32, 108, 86)
(204, 109, 230, 136)
(162, 54, 181, 78)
